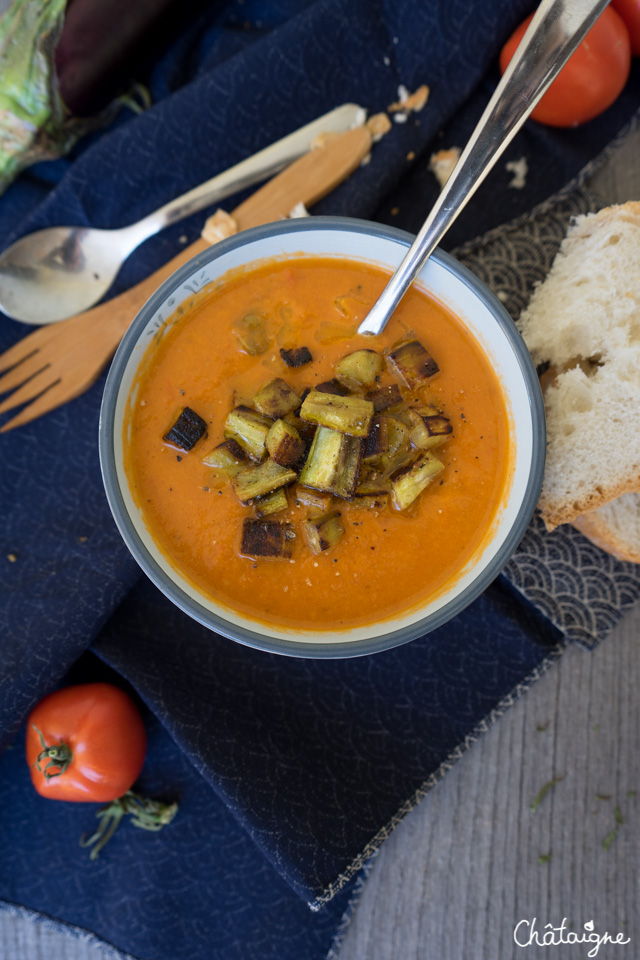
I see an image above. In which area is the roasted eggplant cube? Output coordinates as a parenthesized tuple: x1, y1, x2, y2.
(232, 459, 298, 504)
(240, 518, 294, 559)
(335, 349, 384, 388)
(298, 426, 362, 498)
(385, 336, 439, 388)
(253, 487, 288, 518)
(224, 406, 273, 461)
(253, 378, 301, 419)
(280, 346, 312, 367)
(233, 313, 270, 355)
(424, 414, 453, 436)
(302, 511, 345, 555)
(390, 452, 444, 510)
(284, 412, 317, 444)
(379, 416, 411, 472)
(266, 419, 305, 466)
(363, 415, 390, 462)
(315, 378, 350, 396)
(355, 462, 389, 497)
(406, 406, 453, 450)
(285, 388, 316, 442)
(201, 438, 247, 476)
(293, 485, 334, 514)
(163, 406, 207, 451)
(300, 390, 374, 438)
(352, 493, 389, 509)
(365, 383, 403, 413)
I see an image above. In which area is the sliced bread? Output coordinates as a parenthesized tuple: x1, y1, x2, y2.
(572, 493, 640, 564)
(517, 202, 640, 530)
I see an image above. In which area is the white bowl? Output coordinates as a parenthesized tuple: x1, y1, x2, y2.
(99, 217, 545, 658)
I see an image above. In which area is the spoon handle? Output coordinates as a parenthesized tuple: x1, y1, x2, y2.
(118, 102, 364, 248)
(0, 126, 372, 432)
(357, 0, 610, 336)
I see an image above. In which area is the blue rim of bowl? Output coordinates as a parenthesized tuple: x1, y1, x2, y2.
(99, 216, 546, 659)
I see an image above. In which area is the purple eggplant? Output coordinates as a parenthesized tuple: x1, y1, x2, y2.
(0, 0, 190, 195)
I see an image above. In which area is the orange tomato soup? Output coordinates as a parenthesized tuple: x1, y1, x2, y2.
(124, 257, 511, 631)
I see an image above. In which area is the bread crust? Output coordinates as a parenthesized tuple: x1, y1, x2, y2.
(541, 476, 640, 531)
(572, 495, 640, 564)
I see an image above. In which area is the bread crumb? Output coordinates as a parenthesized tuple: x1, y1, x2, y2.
(406, 151, 415, 161)
(366, 112, 392, 142)
(388, 83, 430, 115)
(7, 553, 17, 562)
(406, 85, 430, 112)
(506, 157, 528, 189)
(390, 206, 399, 216)
(201, 209, 239, 245)
(429, 147, 461, 188)
(288, 202, 310, 218)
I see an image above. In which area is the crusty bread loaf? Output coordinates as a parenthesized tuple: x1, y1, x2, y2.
(517, 202, 640, 531)
(572, 494, 640, 564)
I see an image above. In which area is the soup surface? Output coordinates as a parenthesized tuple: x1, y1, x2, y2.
(124, 256, 511, 632)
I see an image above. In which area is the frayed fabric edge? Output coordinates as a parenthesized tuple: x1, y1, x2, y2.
(310, 642, 565, 913)
(0, 900, 143, 960)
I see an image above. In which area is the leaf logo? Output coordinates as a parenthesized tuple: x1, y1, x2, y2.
(584, 920, 595, 931)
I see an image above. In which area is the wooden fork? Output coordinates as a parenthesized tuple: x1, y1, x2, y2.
(0, 126, 371, 432)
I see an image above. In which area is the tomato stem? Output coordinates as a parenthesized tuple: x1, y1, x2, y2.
(80, 791, 179, 860)
(32, 724, 73, 779)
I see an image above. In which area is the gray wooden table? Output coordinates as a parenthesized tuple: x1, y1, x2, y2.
(3, 106, 639, 960)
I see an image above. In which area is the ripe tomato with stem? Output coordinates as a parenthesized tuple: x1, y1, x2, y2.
(26, 682, 147, 802)
(25, 682, 177, 858)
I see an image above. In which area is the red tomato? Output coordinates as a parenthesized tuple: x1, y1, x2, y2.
(500, 6, 631, 127)
(26, 683, 146, 803)
(612, 0, 640, 55)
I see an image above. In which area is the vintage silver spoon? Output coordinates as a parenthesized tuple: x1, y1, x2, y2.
(358, 0, 609, 336)
(0, 103, 363, 326)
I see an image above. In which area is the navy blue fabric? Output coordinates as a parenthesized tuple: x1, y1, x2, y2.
(88, 575, 562, 903)
(0, 662, 356, 960)
(1, 1, 639, 957)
